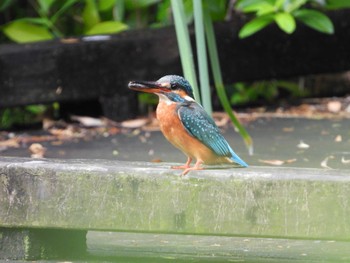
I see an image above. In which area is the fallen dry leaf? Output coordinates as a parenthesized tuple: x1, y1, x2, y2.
(121, 118, 149, 129)
(0, 138, 20, 148)
(297, 141, 310, 149)
(20, 135, 56, 144)
(49, 126, 84, 139)
(320, 155, 334, 169)
(107, 127, 120, 135)
(212, 112, 230, 127)
(60, 37, 79, 44)
(334, 135, 342, 142)
(259, 159, 297, 166)
(341, 157, 350, 164)
(283, 127, 294, 132)
(71, 115, 105, 127)
(327, 101, 342, 113)
(29, 143, 46, 158)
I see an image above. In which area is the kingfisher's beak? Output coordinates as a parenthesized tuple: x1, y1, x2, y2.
(128, 80, 170, 93)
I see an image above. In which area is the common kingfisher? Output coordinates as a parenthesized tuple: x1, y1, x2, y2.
(128, 75, 248, 175)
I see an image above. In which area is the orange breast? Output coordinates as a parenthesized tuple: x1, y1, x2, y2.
(156, 101, 231, 165)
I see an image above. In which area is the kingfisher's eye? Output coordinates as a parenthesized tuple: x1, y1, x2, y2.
(170, 83, 178, 90)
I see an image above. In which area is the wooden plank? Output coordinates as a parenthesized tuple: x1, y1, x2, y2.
(218, 10, 350, 83)
(1, 10, 350, 112)
(0, 157, 349, 241)
(0, 27, 181, 109)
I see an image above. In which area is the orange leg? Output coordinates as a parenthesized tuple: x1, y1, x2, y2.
(182, 160, 203, 176)
(171, 157, 192, 170)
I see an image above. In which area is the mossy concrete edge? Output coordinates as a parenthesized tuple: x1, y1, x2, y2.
(0, 157, 349, 240)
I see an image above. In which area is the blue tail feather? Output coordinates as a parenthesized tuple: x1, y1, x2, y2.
(229, 148, 248, 167)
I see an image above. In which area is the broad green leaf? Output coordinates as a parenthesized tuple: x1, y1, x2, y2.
(98, 0, 116, 11)
(38, 0, 55, 15)
(83, 0, 101, 30)
(325, 0, 350, 9)
(242, 2, 275, 15)
(14, 17, 51, 27)
(274, 12, 296, 33)
(256, 3, 276, 15)
(239, 15, 274, 38)
(294, 9, 334, 34)
(85, 21, 128, 35)
(236, 0, 273, 9)
(3, 21, 53, 43)
(274, 0, 285, 9)
(12, 17, 59, 36)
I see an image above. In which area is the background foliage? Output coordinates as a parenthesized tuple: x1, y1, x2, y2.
(0, 0, 349, 131)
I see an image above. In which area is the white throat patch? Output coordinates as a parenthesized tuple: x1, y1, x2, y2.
(157, 93, 174, 105)
(157, 93, 195, 105)
(184, 95, 195, 101)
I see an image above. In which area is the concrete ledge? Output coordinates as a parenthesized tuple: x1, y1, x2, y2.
(87, 231, 350, 262)
(0, 228, 86, 260)
(0, 157, 349, 240)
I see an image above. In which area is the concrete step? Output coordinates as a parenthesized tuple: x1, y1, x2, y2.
(0, 156, 349, 239)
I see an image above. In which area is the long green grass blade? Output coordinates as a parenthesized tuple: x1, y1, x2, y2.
(193, 0, 212, 114)
(171, 0, 200, 103)
(203, 8, 253, 155)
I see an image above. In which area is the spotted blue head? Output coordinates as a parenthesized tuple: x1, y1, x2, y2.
(128, 75, 195, 102)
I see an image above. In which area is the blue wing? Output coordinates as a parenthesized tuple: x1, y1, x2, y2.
(177, 102, 248, 167)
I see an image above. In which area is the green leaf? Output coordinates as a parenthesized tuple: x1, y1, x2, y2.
(38, 0, 56, 15)
(239, 15, 274, 38)
(170, 0, 200, 102)
(3, 21, 53, 43)
(13, 17, 51, 27)
(156, 0, 171, 24)
(204, 9, 253, 154)
(325, 0, 350, 9)
(98, 0, 116, 11)
(85, 21, 128, 35)
(83, 0, 101, 30)
(274, 12, 296, 34)
(294, 9, 334, 34)
(274, 0, 285, 9)
(241, 2, 275, 15)
(25, 105, 47, 115)
(236, 0, 273, 9)
(194, 0, 211, 114)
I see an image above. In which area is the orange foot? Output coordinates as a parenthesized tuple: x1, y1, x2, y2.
(171, 157, 192, 170)
(182, 160, 203, 176)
